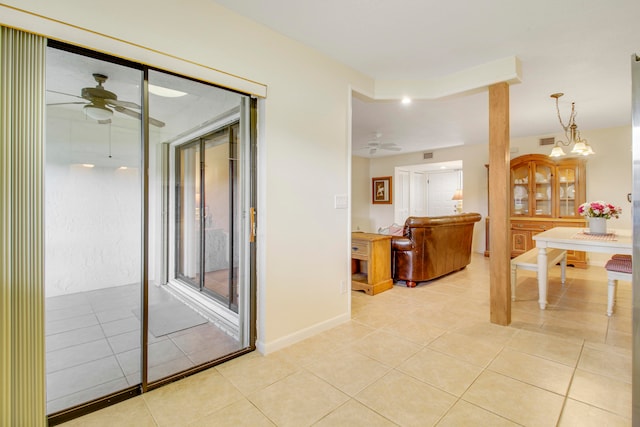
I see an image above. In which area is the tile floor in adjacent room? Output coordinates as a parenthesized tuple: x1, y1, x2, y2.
(60, 253, 632, 426)
(46, 283, 240, 414)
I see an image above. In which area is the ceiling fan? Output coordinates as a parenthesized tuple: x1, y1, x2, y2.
(359, 132, 401, 155)
(48, 73, 165, 127)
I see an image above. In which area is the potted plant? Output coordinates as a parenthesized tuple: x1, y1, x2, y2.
(578, 201, 621, 235)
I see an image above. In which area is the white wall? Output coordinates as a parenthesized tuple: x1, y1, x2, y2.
(44, 109, 143, 297)
(351, 156, 371, 232)
(45, 164, 141, 297)
(5, 0, 374, 353)
(356, 125, 632, 264)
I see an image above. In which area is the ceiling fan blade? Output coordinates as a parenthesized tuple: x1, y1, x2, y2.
(385, 146, 402, 151)
(380, 143, 400, 149)
(113, 105, 141, 120)
(149, 117, 166, 128)
(47, 89, 85, 100)
(113, 105, 166, 128)
(369, 148, 377, 155)
(47, 102, 88, 106)
(106, 98, 141, 109)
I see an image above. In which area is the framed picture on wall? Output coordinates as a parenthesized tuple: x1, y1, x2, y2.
(372, 176, 392, 204)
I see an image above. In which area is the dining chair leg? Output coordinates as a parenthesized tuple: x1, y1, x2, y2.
(607, 278, 617, 317)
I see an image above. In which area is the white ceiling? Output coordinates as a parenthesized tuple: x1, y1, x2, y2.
(213, 0, 640, 157)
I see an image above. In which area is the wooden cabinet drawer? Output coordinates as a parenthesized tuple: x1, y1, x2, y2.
(511, 230, 530, 254)
(351, 239, 369, 260)
(511, 221, 553, 231)
(552, 221, 586, 229)
(510, 220, 553, 258)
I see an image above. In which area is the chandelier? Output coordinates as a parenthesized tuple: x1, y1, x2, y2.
(548, 93, 594, 157)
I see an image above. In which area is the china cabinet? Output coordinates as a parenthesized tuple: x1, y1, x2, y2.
(484, 155, 587, 267)
(509, 154, 587, 267)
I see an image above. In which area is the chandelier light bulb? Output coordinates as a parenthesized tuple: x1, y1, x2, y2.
(549, 146, 566, 157)
(582, 144, 595, 156)
(571, 141, 587, 154)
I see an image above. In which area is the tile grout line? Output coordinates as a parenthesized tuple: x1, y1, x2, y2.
(432, 339, 518, 426)
(555, 338, 586, 426)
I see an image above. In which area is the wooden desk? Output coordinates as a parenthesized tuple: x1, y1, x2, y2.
(351, 232, 393, 295)
(533, 226, 632, 309)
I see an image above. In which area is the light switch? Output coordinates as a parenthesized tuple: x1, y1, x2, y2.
(334, 194, 348, 209)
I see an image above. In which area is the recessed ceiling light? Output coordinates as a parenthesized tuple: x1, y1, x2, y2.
(148, 84, 187, 98)
(118, 166, 128, 170)
(401, 96, 412, 105)
(82, 164, 95, 168)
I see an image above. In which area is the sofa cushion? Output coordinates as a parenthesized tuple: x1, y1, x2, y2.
(605, 257, 632, 274)
(378, 223, 404, 236)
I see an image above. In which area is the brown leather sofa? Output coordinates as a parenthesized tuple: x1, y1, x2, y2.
(391, 213, 482, 287)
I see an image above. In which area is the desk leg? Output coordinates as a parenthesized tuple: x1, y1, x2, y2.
(537, 247, 548, 309)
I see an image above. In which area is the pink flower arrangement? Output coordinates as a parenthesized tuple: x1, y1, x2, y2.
(578, 201, 621, 219)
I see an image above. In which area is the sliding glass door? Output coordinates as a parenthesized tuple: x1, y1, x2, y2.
(45, 43, 256, 421)
(176, 125, 240, 311)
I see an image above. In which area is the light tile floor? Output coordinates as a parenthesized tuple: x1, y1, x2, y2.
(60, 254, 632, 426)
(46, 283, 240, 414)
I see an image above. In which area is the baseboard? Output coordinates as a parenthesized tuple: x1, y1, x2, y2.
(256, 312, 350, 355)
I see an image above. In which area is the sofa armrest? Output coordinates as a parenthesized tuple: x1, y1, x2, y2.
(391, 236, 414, 251)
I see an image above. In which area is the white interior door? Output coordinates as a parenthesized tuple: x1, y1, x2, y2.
(410, 171, 427, 216)
(427, 170, 461, 216)
(394, 169, 410, 224)
(394, 162, 463, 222)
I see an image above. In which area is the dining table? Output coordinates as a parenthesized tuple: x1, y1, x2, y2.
(532, 226, 632, 309)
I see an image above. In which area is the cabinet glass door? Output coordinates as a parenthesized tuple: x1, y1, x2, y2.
(532, 163, 552, 216)
(512, 163, 529, 215)
(557, 165, 577, 217)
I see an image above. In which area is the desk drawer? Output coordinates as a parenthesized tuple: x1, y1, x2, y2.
(351, 239, 369, 260)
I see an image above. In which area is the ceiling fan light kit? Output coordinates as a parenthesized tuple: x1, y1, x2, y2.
(84, 103, 113, 120)
(548, 92, 595, 158)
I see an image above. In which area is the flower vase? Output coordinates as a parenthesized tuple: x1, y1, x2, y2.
(589, 217, 607, 235)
